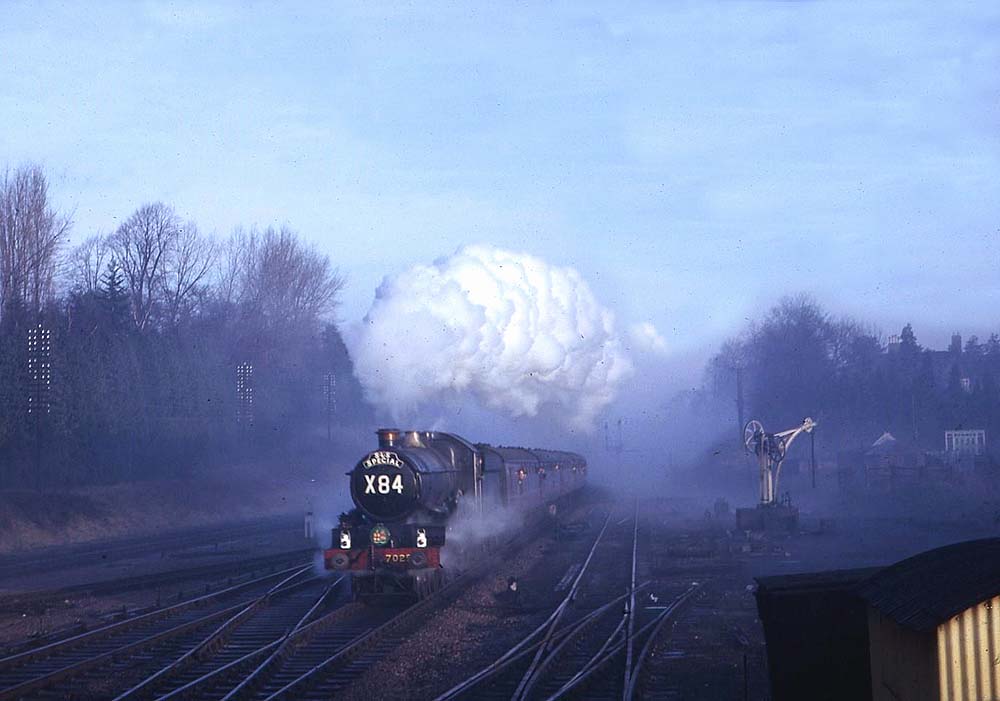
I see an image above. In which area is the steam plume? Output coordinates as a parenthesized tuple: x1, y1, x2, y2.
(350, 245, 632, 430)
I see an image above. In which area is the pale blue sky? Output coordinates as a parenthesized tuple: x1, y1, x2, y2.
(2, 2, 999, 356)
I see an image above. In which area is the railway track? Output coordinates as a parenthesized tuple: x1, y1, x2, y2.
(0, 548, 314, 613)
(191, 504, 584, 701)
(0, 549, 314, 658)
(0, 564, 318, 700)
(242, 539, 540, 700)
(1, 494, 608, 700)
(434, 503, 700, 701)
(113, 572, 352, 700)
(0, 516, 300, 584)
(137, 587, 400, 700)
(0, 506, 558, 699)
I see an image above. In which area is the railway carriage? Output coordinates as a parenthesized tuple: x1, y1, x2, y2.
(325, 428, 586, 600)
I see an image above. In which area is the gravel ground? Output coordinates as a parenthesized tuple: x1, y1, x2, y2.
(0, 591, 143, 650)
(0, 546, 310, 650)
(0, 573, 249, 651)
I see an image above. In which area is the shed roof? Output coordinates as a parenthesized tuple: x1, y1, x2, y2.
(756, 567, 881, 596)
(856, 538, 1000, 632)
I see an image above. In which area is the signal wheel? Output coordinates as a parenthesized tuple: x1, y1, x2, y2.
(743, 420, 764, 453)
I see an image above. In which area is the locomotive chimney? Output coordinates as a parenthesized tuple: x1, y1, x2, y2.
(377, 428, 401, 448)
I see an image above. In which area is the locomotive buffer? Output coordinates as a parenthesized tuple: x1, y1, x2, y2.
(737, 417, 816, 532)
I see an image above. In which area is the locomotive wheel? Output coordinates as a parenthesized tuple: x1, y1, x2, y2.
(413, 569, 444, 599)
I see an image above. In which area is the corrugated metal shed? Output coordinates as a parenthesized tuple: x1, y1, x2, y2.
(857, 538, 1000, 632)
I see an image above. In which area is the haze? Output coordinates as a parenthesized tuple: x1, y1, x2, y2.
(3, 2, 998, 357)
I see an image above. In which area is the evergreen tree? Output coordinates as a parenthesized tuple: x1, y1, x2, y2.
(986, 333, 1000, 357)
(98, 258, 129, 328)
(965, 335, 982, 358)
(900, 323, 920, 355)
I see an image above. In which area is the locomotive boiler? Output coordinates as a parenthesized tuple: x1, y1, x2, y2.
(325, 428, 586, 600)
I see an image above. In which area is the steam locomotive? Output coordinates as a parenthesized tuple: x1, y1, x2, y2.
(324, 428, 587, 599)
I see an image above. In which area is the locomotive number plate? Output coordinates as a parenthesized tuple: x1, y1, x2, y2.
(384, 552, 411, 563)
(364, 473, 404, 495)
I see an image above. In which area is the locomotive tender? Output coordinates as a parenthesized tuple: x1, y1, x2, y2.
(325, 428, 586, 599)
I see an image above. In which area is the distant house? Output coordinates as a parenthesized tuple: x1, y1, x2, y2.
(864, 432, 925, 490)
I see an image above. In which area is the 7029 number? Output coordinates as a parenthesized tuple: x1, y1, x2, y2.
(383, 552, 410, 563)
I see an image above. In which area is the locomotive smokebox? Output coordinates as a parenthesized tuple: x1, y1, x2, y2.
(377, 428, 401, 448)
(351, 450, 421, 521)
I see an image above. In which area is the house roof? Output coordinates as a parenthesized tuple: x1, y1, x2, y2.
(867, 431, 901, 455)
(856, 538, 1000, 632)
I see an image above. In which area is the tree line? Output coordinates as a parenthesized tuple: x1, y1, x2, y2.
(0, 163, 372, 489)
(707, 294, 1000, 455)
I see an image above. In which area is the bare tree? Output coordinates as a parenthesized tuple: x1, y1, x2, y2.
(221, 225, 344, 331)
(215, 225, 250, 307)
(67, 234, 111, 294)
(0, 164, 71, 318)
(110, 202, 180, 330)
(159, 221, 216, 324)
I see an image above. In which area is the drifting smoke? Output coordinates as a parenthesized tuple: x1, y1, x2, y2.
(350, 245, 633, 430)
(628, 321, 668, 355)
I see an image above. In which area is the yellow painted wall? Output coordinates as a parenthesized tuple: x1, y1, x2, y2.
(936, 595, 1000, 701)
(869, 609, 937, 701)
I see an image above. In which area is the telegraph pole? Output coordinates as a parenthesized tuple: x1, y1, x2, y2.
(604, 418, 624, 455)
(735, 365, 745, 445)
(605, 417, 631, 494)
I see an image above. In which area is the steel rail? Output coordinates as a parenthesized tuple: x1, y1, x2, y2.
(153, 640, 280, 701)
(511, 512, 613, 701)
(153, 587, 365, 701)
(111, 567, 317, 701)
(0, 562, 310, 673)
(0, 548, 314, 621)
(218, 577, 343, 701)
(0, 600, 248, 700)
(432, 581, 650, 701)
(623, 498, 639, 700)
(516, 507, 637, 701)
(0, 566, 313, 701)
(257, 511, 569, 701)
(545, 583, 699, 701)
(258, 572, 470, 700)
(624, 583, 701, 700)
(429, 511, 616, 701)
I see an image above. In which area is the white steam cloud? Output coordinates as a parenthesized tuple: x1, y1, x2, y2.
(629, 321, 668, 355)
(350, 245, 633, 430)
